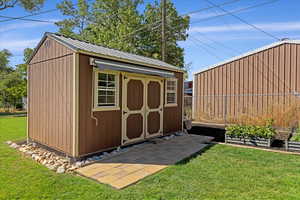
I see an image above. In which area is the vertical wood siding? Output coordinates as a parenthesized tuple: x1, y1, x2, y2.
(163, 72, 183, 134)
(78, 54, 183, 156)
(78, 54, 122, 156)
(194, 43, 300, 122)
(28, 38, 74, 155)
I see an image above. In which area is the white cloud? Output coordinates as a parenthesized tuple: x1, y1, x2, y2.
(0, 20, 57, 33)
(0, 38, 39, 53)
(189, 21, 300, 33)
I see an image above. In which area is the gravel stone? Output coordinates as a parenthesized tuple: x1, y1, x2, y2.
(10, 143, 20, 149)
(56, 166, 66, 174)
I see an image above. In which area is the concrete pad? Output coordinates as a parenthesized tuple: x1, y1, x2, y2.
(76, 134, 213, 189)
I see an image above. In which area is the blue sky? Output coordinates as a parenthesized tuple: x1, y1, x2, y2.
(0, 0, 299, 80)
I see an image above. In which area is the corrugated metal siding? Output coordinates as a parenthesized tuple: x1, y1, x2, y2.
(28, 38, 74, 155)
(194, 43, 300, 122)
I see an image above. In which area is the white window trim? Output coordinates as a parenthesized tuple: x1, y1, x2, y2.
(165, 78, 178, 107)
(93, 69, 120, 111)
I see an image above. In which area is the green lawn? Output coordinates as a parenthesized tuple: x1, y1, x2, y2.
(1, 117, 300, 200)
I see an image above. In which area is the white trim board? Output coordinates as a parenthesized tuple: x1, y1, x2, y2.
(194, 40, 300, 75)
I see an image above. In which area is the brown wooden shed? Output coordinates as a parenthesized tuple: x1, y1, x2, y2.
(193, 40, 300, 124)
(27, 32, 185, 159)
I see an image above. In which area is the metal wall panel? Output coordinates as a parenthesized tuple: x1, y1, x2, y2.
(194, 43, 300, 123)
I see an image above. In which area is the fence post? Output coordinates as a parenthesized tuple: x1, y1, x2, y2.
(224, 95, 227, 125)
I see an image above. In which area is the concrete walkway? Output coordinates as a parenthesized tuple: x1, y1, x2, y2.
(76, 134, 213, 189)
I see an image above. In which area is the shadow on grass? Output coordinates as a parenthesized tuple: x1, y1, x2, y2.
(0, 112, 27, 117)
(176, 143, 216, 165)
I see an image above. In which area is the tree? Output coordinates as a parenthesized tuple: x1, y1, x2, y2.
(55, 0, 190, 68)
(0, 0, 45, 11)
(15, 48, 33, 79)
(0, 49, 12, 73)
(0, 48, 31, 110)
(55, 0, 91, 39)
(139, 0, 189, 67)
(87, 0, 143, 53)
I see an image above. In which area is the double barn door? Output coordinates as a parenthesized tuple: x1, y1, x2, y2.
(122, 74, 163, 145)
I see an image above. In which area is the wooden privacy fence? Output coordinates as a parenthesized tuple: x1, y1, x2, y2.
(192, 92, 300, 128)
(184, 96, 193, 120)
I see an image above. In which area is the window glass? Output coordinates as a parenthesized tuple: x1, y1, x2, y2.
(96, 72, 118, 107)
(166, 79, 177, 105)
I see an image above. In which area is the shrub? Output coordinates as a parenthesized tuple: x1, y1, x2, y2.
(291, 124, 300, 142)
(225, 119, 276, 139)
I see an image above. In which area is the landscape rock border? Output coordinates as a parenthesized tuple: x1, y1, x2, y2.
(5, 131, 187, 174)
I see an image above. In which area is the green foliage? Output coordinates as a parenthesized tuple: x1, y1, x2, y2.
(290, 130, 300, 142)
(0, 48, 31, 110)
(139, 0, 189, 67)
(55, 0, 189, 67)
(0, 0, 45, 11)
(0, 49, 12, 73)
(55, 0, 91, 38)
(226, 119, 276, 139)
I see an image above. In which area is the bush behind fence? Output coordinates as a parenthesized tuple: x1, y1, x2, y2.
(187, 93, 300, 128)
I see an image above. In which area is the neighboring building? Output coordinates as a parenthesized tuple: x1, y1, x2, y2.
(193, 40, 300, 122)
(22, 97, 27, 110)
(27, 32, 184, 159)
(184, 81, 193, 96)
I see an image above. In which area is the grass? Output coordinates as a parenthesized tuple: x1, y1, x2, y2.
(1, 117, 300, 200)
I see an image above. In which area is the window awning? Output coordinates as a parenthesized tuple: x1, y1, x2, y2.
(90, 58, 175, 78)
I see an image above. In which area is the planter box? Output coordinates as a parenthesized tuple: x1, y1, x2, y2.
(285, 141, 300, 152)
(225, 135, 273, 148)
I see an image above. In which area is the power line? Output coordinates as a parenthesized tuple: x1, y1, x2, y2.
(122, 0, 242, 41)
(195, 0, 291, 91)
(0, 0, 94, 24)
(191, 31, 291, 92)
(0, 15, 57, 23)
(0, 9, 58, 23)
(202, 0, 280, 40)
(180, 0, 241, 16)
(188, 35, 224, 61)
(0, 0, 241, 24)
(191, 0, 279, 25)
(188, 35, 252, 94)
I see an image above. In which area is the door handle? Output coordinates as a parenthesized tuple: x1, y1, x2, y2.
(123, 111, 128, 114)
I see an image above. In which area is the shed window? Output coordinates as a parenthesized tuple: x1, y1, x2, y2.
(165, 78, 177, 106)
(94, 71, 119, 110)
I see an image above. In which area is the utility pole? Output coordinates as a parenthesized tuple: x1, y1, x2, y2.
(161, 0, 166, 61)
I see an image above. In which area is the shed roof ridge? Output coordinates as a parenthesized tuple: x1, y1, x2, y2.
(48, 32, 138, 56)
(46, 32, 181, 70)
(194, 40, 300, 75)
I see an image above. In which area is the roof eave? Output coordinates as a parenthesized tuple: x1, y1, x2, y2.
(193, 40, 300, 76)
(77, 49, 185, 73)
